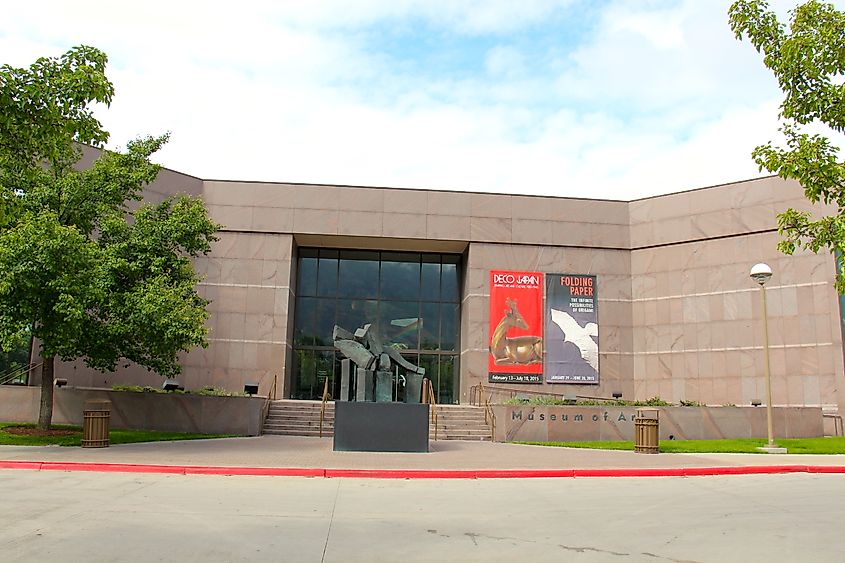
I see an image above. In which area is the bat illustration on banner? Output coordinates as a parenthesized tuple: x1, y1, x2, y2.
(550, 309, 598, 371)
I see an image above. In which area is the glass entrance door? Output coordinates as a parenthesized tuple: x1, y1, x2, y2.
(292, 249, 461, 403)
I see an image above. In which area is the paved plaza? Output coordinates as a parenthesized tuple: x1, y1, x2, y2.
(2, 437, 845, 561)
(2, 435, 845, 473)
(2, 469, 843, 562)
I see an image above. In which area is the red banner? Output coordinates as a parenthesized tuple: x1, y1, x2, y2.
(488, 271, 544, 383)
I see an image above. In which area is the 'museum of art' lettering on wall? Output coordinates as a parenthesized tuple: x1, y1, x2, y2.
(488, 271, 544, 383)
(510, 409, 635, 423)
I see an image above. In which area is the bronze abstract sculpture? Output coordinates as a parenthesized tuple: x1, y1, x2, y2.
(333, 323, 426, 403)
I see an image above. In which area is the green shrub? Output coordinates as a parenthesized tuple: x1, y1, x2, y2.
(112, 384, 242, 396)
(641, 396, 672, 406)
(502, 395, 673, 407)
(193, 386, 246, 397)
(680, 399, 706, 407)
(112, 384, 164, 393)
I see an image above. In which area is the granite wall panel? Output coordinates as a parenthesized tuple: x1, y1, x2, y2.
(29, 173, 845, 413)
(631, 226, 843, 410)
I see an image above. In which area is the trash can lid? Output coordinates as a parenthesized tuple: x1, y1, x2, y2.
(84, 399, 112, 410)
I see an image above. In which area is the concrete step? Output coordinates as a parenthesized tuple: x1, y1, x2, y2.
(264, 422, 332, 430)
(267, 409, 334, 417)
(267, 405, 334, 410)
(266, 412, 323, 416)
(264, 420, 334, 428)
(264, 418, 335, 426)
(263, 400, 491, 439)
(264, 429, 333, 437)
(264, 422, 334, 430)
(265, 413, 334, 419)
(264, 414, 332, 419)
(433, 420, 489, 426)
(431, 428, 490, 435)
(263, 399, 336, 438)
(264, 429, 334, 436)
(433, 430, 492, 435)
(431, 434, 492, 441)
(435, 421, 488, 426)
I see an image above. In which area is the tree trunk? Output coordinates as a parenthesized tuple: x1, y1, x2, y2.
(37, 355, 55, 430)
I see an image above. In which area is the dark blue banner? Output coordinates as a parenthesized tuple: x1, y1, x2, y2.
(544, 274, 599, 384)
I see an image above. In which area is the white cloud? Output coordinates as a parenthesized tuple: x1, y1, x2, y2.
(485, 46, 527, 78)
(555, 0, 781, 112)
(1, 0, 842, 200)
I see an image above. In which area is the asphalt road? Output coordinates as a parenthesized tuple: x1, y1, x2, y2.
(1, 470, 842, 562)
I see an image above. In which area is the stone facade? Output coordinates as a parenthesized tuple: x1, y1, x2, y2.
(492, 404, 824, 442)
(38, 167, 845, 414)
(0, 386, 265, 436)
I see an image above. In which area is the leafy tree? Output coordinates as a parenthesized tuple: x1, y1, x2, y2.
(0, 47, 219, 429)
(729, 1, 845, 292)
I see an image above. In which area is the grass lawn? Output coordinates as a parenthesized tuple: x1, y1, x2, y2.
(0, 423, 235, 447)
(517, 437, 845, 454)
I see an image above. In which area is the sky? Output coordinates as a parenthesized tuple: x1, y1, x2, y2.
(1, 0, 842, 200)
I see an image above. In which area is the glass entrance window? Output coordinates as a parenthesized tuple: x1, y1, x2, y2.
(0, 330, 31, 384)
(292, 249, 461, 403)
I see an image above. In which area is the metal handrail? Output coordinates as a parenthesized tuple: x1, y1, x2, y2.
(428, 382, 438, 441)
(260, 374, 280, 434)
(478, 381, 496, 441)
(0, 362, 41, 386)
(423, 377, 438, 441)
(268, 373, 278, 401)
(823, 413, 844, 437)
(319, 378, 331, 438)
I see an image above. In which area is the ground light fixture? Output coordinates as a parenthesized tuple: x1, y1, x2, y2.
(749, 263, 783, 453)
(162, 380, 182, 392)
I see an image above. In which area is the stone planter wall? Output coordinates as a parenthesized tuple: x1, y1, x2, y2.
(0, 386, 265, 436)
(492, 405, 824, 442)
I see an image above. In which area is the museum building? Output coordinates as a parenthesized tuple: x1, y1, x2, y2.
(52, 164, 845, 414)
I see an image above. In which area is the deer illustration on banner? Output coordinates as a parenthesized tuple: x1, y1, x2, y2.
(488, 271, 544, 384)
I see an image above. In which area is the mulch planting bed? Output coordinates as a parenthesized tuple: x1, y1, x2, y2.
(4, 426, 79, 437)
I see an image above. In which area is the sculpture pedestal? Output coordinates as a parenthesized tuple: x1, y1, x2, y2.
(333, 402, 430, 453)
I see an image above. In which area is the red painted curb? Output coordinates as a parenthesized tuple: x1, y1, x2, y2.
(808, 466, 845, 474)
(2, 460, 845, 478)
(682, 466, 760, 476)
(475, 469, 577, 479)
(41, 462, 186, 474)
(325, 469, 477, 479)
(0, 461, 42, 471)
(184, 466, 325, 477)
(574, 468, 686, 477)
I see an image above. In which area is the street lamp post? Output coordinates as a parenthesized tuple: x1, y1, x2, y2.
(750, 263, 777, 449)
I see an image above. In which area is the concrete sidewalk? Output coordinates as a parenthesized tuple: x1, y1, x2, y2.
(2, 435, 845, 476)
